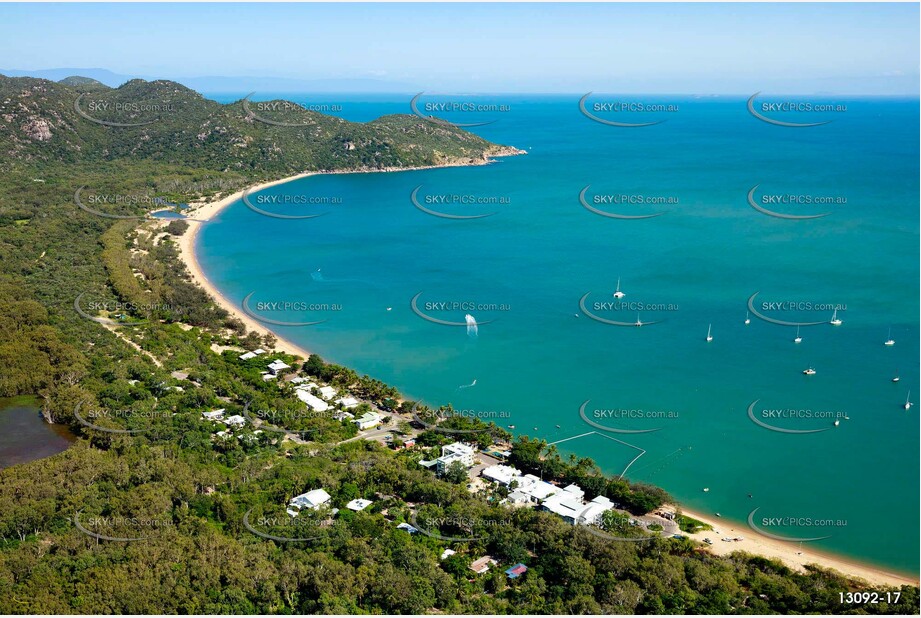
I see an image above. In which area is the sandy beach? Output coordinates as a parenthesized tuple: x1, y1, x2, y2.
(175, 171, 320, 361)
(175, 164, 916, 591)
(678, 507, 917, 588)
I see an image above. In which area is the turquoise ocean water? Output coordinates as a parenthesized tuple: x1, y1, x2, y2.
(199, 94, 919, 575)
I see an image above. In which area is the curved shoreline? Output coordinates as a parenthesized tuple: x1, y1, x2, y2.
(175, 165, 918, 590)
(678, 507, 917, 588)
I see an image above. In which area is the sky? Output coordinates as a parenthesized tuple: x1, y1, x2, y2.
(0, 3, 918, 94)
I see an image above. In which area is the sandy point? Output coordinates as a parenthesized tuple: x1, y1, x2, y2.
(677, 507, 917, 589)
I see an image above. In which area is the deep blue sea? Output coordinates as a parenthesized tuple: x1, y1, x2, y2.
(200, 93, 919, 575)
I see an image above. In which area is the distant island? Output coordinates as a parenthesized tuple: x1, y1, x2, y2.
(0, 74, 915, 615)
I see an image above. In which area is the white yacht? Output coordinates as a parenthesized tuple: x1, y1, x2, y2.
(829, 308, 842, 326)
(885, 328, 895, 346)
(744, 311, 751, 325)
(803, 367, 816, 376)
(904, 391, 912, 411)
(794, 325, 802, 344)
(613, 277, 625, 299)
(706, 324, 713, 342)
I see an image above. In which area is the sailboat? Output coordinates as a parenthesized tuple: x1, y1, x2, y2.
(904, 391, 912, 411)
(884, 328, 895, 346)
(613, 277, 625, 299)
(706, 324, 713, 342)
(803, 366, 816, 376)
(892, 371, 901, 383)
(794, 325, 802, 344)
(634, 313, 643, 327)
(744, 311, 751, 325)
(829, 308, 842, 326)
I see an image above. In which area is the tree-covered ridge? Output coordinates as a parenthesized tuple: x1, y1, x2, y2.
(0, 76, 916, 615)
(0, 76, 521, 175)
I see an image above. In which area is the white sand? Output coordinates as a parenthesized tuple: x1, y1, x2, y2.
(678, 507, 916, 588)
(176, 172, 317, 361)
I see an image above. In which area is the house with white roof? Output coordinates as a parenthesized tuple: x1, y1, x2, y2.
(436, 442, 476, 475)
(202, 409, 226, 421)
(345, 498, 374, 511)
(289, 488, 331, 515)
(506, 474, 560, 504)
(353, 411, 383, 430)
(295, 387, 329, 412)
(541, 492, 587, 524)
(562, 484, 585, 500)
(267, 359, 291, 375)
(224, 414, 247, 428)
(336, 396, 360, 409)
(238, 351, 257, 360)
(577, 495, 615, 526)
(481, 464, 522, 486)
(318, 385, 337, 400)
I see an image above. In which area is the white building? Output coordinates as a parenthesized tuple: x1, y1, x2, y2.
(202, 409, 225, 421)
(481, 464, 522, 486)
(337, 396, 360, 409)
(436, 442, 476, 475)
(353, 411, 383, 430)
(224, 414, 247, 428)
(561, 484, 585, 500)
(541, 492, 587, 524)
(295, 387, 329, 412)
(509, 474, 560, 504)
(318, 385, 337, 400)
(577, 495, 616, 526)
(345, 498, 374, 511)
(267, 359, 291, 375)
(289, 488, 331, 513)
(539, 483, 615, 526)
(238, 351, 257, 360)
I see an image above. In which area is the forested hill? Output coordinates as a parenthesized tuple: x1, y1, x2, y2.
(0, 75, 520, 174)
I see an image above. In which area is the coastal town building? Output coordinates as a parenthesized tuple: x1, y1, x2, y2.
(288, 488, 331, 516)
(295, 387, 329, 412)
(224, 414, 247, 428)
(353, 411, 383, 430)
(336, 396, 360, 409)
(345, 498, 374, 511)
(436, 442, 476, 475)
(318, 385, 337, 400)
(267, 359, 291, 375)
(481, 464, 522, 486)
(201, 409, 225, 421)
(469, 555, 498, 574)
(504, 474, 560, 504)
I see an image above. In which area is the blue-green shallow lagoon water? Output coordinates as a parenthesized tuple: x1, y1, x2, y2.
(199, 95, 919, 576)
